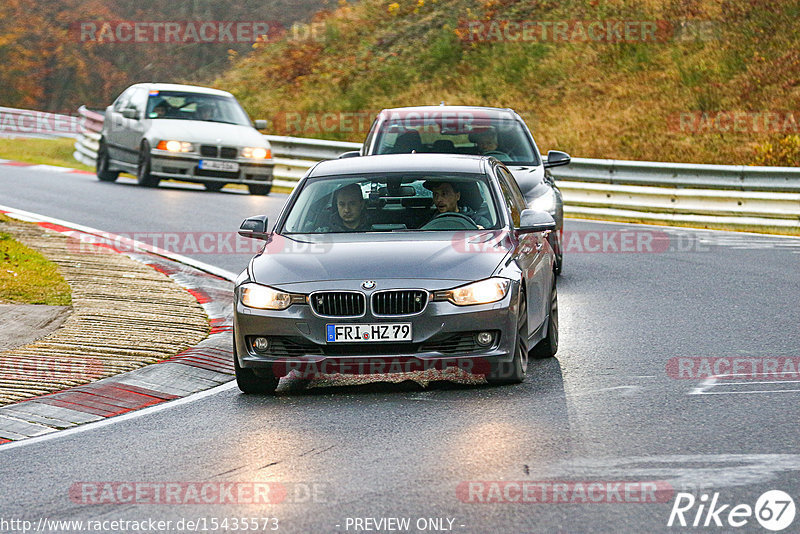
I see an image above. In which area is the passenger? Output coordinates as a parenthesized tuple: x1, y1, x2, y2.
(423, 181, 490, 228)
(316, 183, 371, 232)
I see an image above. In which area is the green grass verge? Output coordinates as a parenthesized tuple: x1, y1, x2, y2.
(0, 137, 94, 172)
(0, 214, 72, 305)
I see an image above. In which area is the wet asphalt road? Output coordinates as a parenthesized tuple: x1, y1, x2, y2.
(1, 167, 800, 533)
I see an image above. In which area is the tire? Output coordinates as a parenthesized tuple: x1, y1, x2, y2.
(487, 290, 528, 384)
(234, 344, 279, 394)
(530, 280, 558, 359)
(136, 142, 160, 187)
(95, 141, 119, 182)
(248, 183, 272, 195)
(204, 181, 225, 192)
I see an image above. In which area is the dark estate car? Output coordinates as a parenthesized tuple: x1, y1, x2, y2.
(346, 106, 571, 273)
(233, 153, 559, 394)
(96, 83, 275, 195)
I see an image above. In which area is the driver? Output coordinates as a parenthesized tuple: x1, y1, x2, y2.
(423, 181, 490, 228)
(197, 103, 216, 121)
(471, 127, 509, 159)
(315, 183, 371, 232)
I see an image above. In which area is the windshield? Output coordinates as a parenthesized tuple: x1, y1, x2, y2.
(282, 172, 502, 233)
(146, 91, 251, 126)
(373, 116, 541, 166)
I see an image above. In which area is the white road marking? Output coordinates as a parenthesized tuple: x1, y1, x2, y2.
(690, 373, 800, 396)
(528, 454, 800, 492)
(569, 385, 641, 397)
(0, 382, 238, 453)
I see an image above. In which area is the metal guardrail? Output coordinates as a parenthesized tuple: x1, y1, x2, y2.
(71, 106, 799, 232)
(0, 106, 81, 140)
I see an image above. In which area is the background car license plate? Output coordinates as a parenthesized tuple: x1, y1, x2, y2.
(326, 323, 412, 342)
(199, 160, 239, 172)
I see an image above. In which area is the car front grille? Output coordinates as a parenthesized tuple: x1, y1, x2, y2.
(372, 290, 428, 316)
(220, 146, 238, 158)
(200, 145, 218, 157)
(310, 291, 365, 317)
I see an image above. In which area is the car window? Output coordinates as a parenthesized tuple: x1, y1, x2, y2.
(282, 172, 501, 233)
(112, 87, 136, 113)
(362, 117, 378, 155)
(372, 115, 541, 166)
(495, 166, 525, 227)
(128, 88, 148, 116)
(145, 91, 251, 125)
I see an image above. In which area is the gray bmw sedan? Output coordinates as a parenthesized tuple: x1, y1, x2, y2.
(233, 154, 558, 394)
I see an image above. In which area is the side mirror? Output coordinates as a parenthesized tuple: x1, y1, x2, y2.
(239, 215, 270, 240)
(517, 209, 556, 234)
(544, 150, 571, 169)
(338, 150, 360, 159)
(121, 108, 139, 120)
(254, 119, 268, 130)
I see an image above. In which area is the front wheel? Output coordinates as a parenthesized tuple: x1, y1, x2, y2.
(95, 142, 119, 182)
(234, 353, 279, 394)
(487, 291, 528, 384)
(136, 142, 160, 187)
(530, 280, 558, 359)
(248, 183, 272, 195)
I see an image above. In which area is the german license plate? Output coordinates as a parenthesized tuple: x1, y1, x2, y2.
(199, 160, 239, 172)
(326, 323, 412, 343)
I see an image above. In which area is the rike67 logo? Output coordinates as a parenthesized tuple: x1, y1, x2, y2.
(668, 490, 796, 531)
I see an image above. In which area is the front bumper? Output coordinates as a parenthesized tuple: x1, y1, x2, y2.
(150, 150, 274, 185)
(233, 287, 520, 378)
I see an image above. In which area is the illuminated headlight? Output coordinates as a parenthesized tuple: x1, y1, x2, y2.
(156, 140, 193, 153)
(528, 187, 557, 215)
(436, 278, 511, 306)
(242, 147, 271, 159)
(240, 283, 300, 310)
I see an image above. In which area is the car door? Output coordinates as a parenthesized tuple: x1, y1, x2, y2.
(120, 87, 148, 164)
(496, 164, 550, 333)
(106, 87, 135, 163)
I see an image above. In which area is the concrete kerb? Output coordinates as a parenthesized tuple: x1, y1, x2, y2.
(0, 205, 236, 443)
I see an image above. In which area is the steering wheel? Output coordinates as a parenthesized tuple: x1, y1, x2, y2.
(420, 211, 479, 230)
(483, 150, 510, 160)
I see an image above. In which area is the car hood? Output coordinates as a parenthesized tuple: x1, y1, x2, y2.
(249, 231, 513, 289)
(507, 165, 550, 199)
(146, 120, 268, 147)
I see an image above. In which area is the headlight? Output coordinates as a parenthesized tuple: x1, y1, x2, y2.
(528, 187, 557, 215)
(436, 278, 511, 306)
(242, 147, 271, 159)
(156, 140, 193, 153)
(240, 283, 299, 310)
